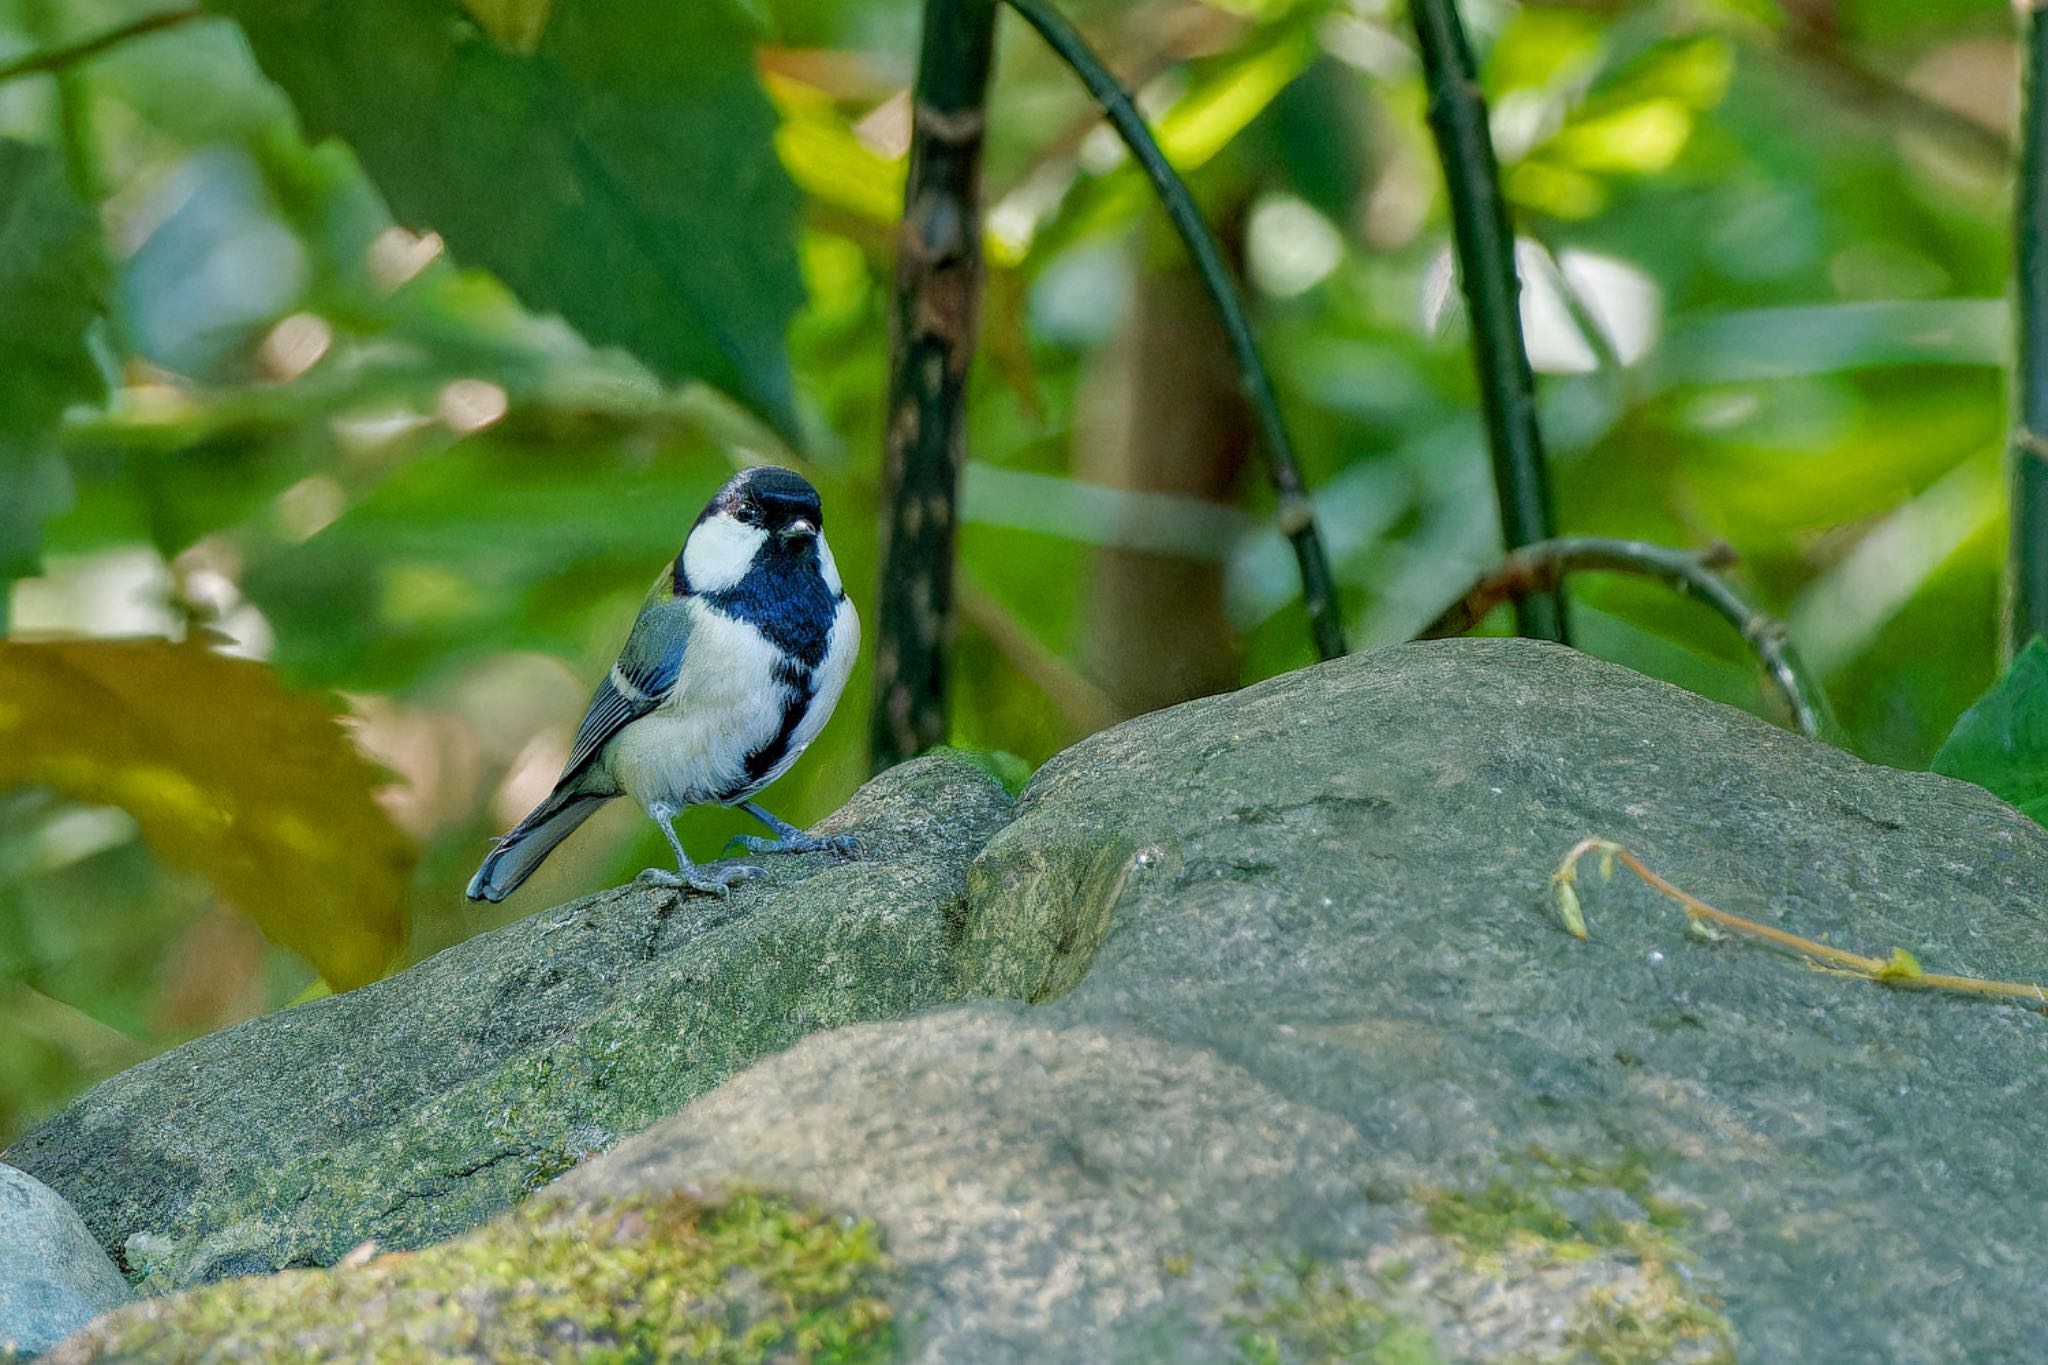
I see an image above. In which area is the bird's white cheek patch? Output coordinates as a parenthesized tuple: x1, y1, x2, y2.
(682, 514, 766, 593)
(816, 532, 844, 597)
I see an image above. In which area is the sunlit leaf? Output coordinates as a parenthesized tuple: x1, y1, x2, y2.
(1931, 637, 2048, 825)
(0, 638, 411, 987)
(205, 0, 805, 432)
(1550, 98, 1695, 175)
(1157, 25, 1315, 170)
(0, 139, 106, 589)
(768, 75, 903, 224)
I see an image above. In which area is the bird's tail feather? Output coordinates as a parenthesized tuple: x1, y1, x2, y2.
(465, 791, 606, 903)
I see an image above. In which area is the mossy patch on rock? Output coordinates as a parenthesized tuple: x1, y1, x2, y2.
(47, 1189, 893, 1364)
(1410, 1148, 1731, 1364)
(9, 753, 1014, 1290)
(1226, 1259, 1441, 1365)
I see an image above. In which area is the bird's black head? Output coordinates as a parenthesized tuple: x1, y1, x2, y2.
(676, 465, 833, 597)
(715, 465, 823, 538)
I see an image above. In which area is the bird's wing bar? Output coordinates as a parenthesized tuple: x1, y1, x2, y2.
(561, 594, 694, 782)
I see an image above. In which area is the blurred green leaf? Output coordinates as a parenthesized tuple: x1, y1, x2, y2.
(459, 0, 556, 54)
(0, 638, 412, 987)
(0, 138, 106, 588)
(205, 0, 805, 431)
(1931, 636, 2048, 825)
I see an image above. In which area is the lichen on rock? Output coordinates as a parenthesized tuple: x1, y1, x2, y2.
(47, 1188, 894, 1364)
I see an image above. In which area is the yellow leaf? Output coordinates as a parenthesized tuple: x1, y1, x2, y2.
(0, 638, 411, 988)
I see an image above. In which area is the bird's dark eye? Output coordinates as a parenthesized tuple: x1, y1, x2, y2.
(733, 503, 760, 526)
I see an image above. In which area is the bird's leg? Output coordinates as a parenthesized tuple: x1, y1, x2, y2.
(635, 802, 764, 896)
(724, 801, 860, 858)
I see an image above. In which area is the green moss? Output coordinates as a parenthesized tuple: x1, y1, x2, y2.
(1420, 1149, 1734, 1364)
(1571, 1287, 1738, 1365)
(1527, 1147, 1691, 1232)
(1424, 1178, 1585, 1256)
(1227, 1259, 1441, 1365)
(67, 1190, 894, 1364)
(1423, 1147, 1690, 1259)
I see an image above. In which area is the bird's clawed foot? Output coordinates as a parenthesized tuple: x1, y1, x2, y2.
(722, 830, 861, 859)
(634, 863, 766, 897)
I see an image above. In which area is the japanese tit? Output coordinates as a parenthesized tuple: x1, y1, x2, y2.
(467, 466, 859, 902)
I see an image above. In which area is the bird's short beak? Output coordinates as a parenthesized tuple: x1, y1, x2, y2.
(780, 518, 817, 540)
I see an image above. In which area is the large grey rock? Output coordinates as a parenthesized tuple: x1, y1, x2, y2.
(26, 641, 2048, 1363)
(4, 752, 1012, 1292)
(559, 640, 2048, 1362)
(0, 1164, 130, 1358)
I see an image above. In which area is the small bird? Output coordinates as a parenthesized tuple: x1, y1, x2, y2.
(466, 466, 860, 903)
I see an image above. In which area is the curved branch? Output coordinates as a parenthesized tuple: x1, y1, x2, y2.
(1409, 0, 1567, 644)
(1422, 535, 1831, 739)
(0, 7, 204, 86)
(1000, 0, 1347, 664)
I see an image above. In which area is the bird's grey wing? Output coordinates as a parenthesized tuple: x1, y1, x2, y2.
(559, 596, 695, 784)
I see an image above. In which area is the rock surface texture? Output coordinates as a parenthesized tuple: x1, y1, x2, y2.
(0, 1163, 130, 1359)
(7, 753, 1012, 1291)
(31, 641, 2048, 1362)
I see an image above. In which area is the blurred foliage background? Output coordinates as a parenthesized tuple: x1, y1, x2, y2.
(0, 0, 2020, 1141)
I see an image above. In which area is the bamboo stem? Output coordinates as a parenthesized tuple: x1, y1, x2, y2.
(1422, 535, 1831, 739)
(871, 0, 1000, 771)
(2011, 3, 2048, 658)
(1001, 0, 1348, 665)
(1409, 0, 1567, 643)
(0, 6, 203, 86)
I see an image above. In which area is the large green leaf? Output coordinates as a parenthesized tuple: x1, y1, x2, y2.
(0, 139, 106, 588)
(206, 0, 804, 431)
(1931, 637, 2048, 826)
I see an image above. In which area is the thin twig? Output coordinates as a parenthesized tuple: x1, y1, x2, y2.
(0, 7, 204, 86)
(871, 0, 999, 771)
(1771, 9, 2011, 169)
(2012, 8, 2048, 657)
(957, 573, 1118, 736)
(1550, 837, 2048, 1006)
(1001, 0, 1348, 665)
(1409, 0, 1567, 644)
(1421, 535, 1831, 740)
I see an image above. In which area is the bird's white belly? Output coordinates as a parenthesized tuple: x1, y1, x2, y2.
(605, 610, 783, 811)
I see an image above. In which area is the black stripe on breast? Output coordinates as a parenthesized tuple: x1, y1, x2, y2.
(743, 692, 810, 788)
(698, 542, 837, 669)
(720, 656, 820, 800)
